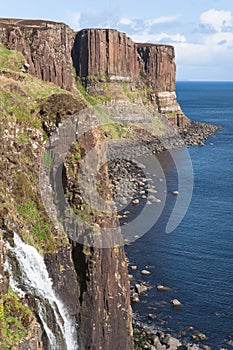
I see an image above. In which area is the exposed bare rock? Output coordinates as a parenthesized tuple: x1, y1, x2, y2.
(137, 43, 176, 92)
(72, 27, 188, 126)
(0, 20, 188, 126)
(63, 116, 133, 350)
(0, 18, 75, 90)
(18, 322, 43, 350)
(0, 231, 9, 297)
(72, 28, 139, 80)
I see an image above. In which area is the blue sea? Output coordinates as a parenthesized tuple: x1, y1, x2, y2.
(126, 82, 233, 348)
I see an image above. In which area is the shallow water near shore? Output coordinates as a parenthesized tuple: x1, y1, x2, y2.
(126, 81, 233, 348)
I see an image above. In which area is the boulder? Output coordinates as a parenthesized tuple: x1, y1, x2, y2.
(135, 283, 148, 295)
(162, 334, 181, 349)
(141, 269, 151, 275)
(171, 299, 182, 306)
(157, 284, 171, 291)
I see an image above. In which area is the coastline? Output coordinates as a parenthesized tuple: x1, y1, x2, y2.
(109, 121, 222, 350)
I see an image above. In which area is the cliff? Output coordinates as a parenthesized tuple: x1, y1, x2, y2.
(0, 18, 75, 90)
(72, 28, 187, 126)
(0, 19, 187, 126)
(73, 29, 175, 91)
(72, 28, 139, 79)
(0, 41, 132, 349)
(137, 43, 175, 92)
(0, 18, 186, 350)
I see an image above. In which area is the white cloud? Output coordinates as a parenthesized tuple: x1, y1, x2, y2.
(145, 16, 178, 27)
(68, 12, 81, 30)
(118, 17, 134, 26)
(131, 31, 186, 44)
(200, 9, 233, 32)
(117, 17, 141, 31)
(174, 42, 212, 65)
(204, 31, 233, 48)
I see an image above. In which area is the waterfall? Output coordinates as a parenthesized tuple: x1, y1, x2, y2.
(4, 232, 78, 350)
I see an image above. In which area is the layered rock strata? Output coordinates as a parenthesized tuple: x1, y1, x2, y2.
(0, 18, 188, 350)
(0, 18, 75, 90)
(73, 28, 187, 126)
(0, 19, 187, 126)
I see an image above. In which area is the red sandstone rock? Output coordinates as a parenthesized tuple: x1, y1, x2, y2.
(0, 20, 179, 97)
(0, 18, 75, 90)
(137, 43, 176, 92)
(72, 28, 139, 80)
(72, 28, 176, 94)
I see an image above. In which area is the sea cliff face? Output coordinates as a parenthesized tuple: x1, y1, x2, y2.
(0, 19, 187, 126)
(72, 28, 187, 125)
(0, 18, 186, 350)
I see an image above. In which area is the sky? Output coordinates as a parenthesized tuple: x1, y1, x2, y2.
(1, 0, 233, 81)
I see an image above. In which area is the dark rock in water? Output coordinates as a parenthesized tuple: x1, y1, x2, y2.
(148, 313, 157, 320)
(191, 330, 207, 342)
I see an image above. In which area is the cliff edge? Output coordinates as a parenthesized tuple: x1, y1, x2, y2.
(0, 18, 187, 350)
(0, 18, 187, 127)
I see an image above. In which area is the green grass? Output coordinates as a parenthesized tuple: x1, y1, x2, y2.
(0, 44, 24, 72)
(73, 143, 82, 162)
(43, 152, 53, 168)
(122, 84, 135, 102)
(76, 79, 98, 106)
(0, 288, 34, 350)
(16, 201, 56, 250)
(76, 79, 133, 139)
(0, 45, 82, 253)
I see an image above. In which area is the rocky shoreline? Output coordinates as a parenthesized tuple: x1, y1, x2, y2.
(108, 121, 223, 350)
(144, 120, 221, 154)
(180, 121, 221, 146)
(108, 121, 221, 212)
(129, 269, 213, 350)
(132, 318, 212, 350)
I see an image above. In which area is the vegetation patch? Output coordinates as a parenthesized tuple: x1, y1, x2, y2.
(0, 44, 25, 72)
(0, 288, 34, 350)
(16, 200, 56, 251)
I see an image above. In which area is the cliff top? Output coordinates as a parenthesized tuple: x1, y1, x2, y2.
(0, 18, 174, 49)
(137, 42, 174, 49)
(0, 18, 65, 27)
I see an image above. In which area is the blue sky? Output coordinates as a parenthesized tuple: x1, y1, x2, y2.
(1, 0, 233, 81)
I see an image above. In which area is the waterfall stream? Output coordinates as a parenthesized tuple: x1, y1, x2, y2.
(4, 232, 78, 350)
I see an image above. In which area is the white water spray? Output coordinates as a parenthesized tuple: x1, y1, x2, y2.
(5, 232, 78, 350)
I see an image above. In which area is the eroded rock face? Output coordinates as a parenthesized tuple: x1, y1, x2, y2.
(0, 18, 75, 90)
(72, 28, 187, 126)
(72, 243, 133, 350)
(72, 28, 139, 80)
(63, 116, 133, 350)
(0, 231, 9, 297)
(0, 19, 187, 125)
(0, 19, 185, 350)
(137, 44, 176, 92)
(18, 323, 43, 350)
(0, 20, 177, 95)
(72, 28, 176, 93)
(44, 245, 79, 319)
